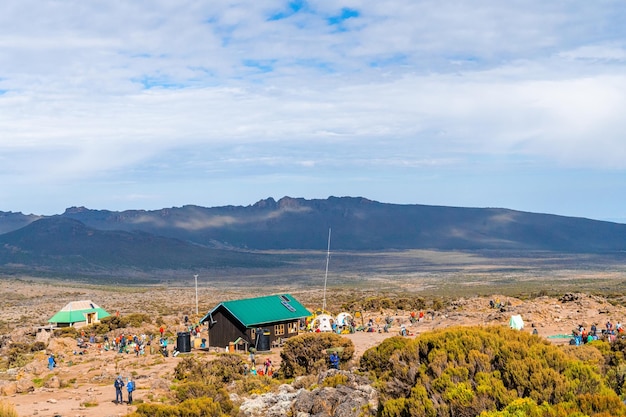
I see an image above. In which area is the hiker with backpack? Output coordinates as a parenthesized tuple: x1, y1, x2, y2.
(126, 378, 135, 404)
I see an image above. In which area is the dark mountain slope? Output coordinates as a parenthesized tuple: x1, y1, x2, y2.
(57, 197, 626, 252)
(0, 217, 282, 278)
(0, 211, 41, 234)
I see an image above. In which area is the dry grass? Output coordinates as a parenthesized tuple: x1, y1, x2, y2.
(0, 401, 18, 417)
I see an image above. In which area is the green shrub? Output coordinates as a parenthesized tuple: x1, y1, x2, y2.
(125, 313, 152, 327)
(360, 336, 409, 375)
(205, 354, 247, 383)
(173, 356, 212, 383)
(173, 381, 231, 408)
(367, 326, 626, 417)
(6, 347, 30, 369)
(322, 373, 348, 388)
(87, 313, 152, 334)
(174, 354, 245, 384)
(278, 333, 354, 378)
(233, 375, 279, 395)
(53, 326, 78, 338)
(128, 397, 226, 417)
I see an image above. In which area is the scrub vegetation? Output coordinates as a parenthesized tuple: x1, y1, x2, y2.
(362, 326, 626, 417)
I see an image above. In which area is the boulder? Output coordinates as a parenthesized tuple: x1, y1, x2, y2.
(239, 371, 377, 417)
(16, 378, 34, 393)
(0, 381, 17, 396)
(44, 376, 61, 389)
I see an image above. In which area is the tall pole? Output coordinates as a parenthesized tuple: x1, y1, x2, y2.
(322, 228, 331, 312)
(194, 274, 199, 316)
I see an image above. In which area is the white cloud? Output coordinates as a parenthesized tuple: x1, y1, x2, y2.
(0, 1, 625, 217)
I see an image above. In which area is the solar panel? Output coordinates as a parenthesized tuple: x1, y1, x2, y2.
(281, 300, 296, 312)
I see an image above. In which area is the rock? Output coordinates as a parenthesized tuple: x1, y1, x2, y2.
(0, 381, 17, 396)
(151, 378, 171, 390)
(45, 376, 61, 389)
(16, 378, 34, 393)
(239, 371, 378, 417)
(80, 394, 98, 406)
(292, 384, 376, 417)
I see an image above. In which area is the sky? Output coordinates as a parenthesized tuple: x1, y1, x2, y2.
(1, 1, 625, 223)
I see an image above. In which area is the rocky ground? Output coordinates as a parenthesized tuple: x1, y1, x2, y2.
(2, 278, 626, 417)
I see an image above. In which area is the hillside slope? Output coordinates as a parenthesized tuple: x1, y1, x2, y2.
(56, 196, 626, 252)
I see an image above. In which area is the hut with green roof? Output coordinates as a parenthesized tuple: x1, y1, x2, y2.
(200, 294, 310, 351)
(48, 300, 110, 328)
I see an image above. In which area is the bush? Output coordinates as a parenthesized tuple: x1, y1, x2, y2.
(87, 313, 152, 334)
(174, 381, 231, 409)
(366, 326, 626, 417)
(174, 354, 245, 384)
(360, 336, 410, 375)
(233, 375, 280, 395)
(278, 333, 354, 378)
(322, 373, 349, 388)
(53, 326, 78, 338)
(125, 313, 152, 327)
(128, 397, 227, 417)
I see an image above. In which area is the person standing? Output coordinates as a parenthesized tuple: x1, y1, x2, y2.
(126, 378, 135, 404)
(329, 351, 339, 369)
(48, 354, 56, 370)
(114, 376, 124, 405)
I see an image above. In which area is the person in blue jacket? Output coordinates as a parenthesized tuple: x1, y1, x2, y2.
(329, 351, 340, 369)
(126, 378, 135, 404)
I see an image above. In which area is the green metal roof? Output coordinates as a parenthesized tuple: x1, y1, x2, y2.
(48, 307, 110, 324)
(202, 294, 311, 327)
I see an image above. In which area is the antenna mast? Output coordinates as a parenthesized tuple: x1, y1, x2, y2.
(322, 228, 331, 312)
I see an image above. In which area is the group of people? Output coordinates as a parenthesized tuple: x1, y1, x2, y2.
(245, 352, 274, 375)
(571, 320, 626, 345)
(102, 333, 150, 355)
(114, 375, 135, 405)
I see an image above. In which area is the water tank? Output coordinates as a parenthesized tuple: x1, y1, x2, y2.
(256, 329, 271, 352)
(177, 331, 191, 353)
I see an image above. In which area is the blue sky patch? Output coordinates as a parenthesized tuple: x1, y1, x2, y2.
(327, 8, 359, 26)
(268, 0, 306, 21)
(133, 75, 185, 90)
(243, 59, 276, 73)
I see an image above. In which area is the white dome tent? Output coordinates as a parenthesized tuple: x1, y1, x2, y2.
(336, 312, 353, 327)
(312, 314, 334, 332)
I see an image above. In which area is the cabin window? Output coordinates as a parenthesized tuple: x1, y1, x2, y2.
(250, 328, 256, 340)
(288, 321, 298, 334)
(275, 324, 285, 336)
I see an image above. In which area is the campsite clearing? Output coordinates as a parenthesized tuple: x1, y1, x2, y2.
(2, 279, 626, 416)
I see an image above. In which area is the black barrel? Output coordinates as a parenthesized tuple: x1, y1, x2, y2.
(177, 331, 191, 353)
(256, 329, 271, 352)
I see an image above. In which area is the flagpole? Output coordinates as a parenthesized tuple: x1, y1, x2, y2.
(322, 228, 331, 312)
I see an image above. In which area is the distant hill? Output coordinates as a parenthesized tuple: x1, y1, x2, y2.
(0, 216, 282, 281)
(0, 196, 625, 280)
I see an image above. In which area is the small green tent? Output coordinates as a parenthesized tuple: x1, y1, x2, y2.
(48, 300, 110, 327)
(509, 315, 524, 330)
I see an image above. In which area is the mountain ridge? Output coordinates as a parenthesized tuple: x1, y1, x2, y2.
(1, 196, 625, 280)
